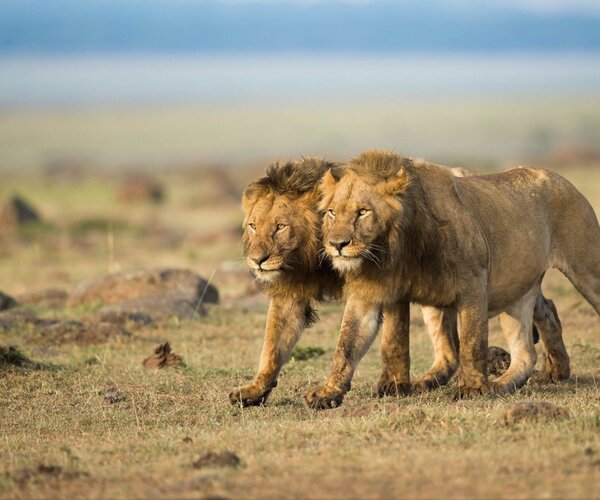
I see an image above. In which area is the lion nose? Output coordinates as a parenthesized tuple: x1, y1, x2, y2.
(251, 254, 270, 267)
(329, 239, 350, 253)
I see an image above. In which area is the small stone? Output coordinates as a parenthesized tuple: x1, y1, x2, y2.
(503, 401, 569, 425)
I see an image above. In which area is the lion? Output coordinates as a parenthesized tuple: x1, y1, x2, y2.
(230, 157, 567, 407)
(306, 150, 596, 407)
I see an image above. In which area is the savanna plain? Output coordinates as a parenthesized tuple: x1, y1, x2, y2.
(1, 103, 600, 499)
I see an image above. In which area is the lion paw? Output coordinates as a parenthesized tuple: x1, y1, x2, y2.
(229, 384, 273, 407)
(412, 376, 443, 393)
(305, 385, 345, 410)
(377, 373, 411, 397)
(541, 353, 570, 383)
(453, 381, 492, 400)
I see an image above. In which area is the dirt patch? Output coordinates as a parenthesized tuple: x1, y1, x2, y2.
(142, 342, 185, 369)
(16, 288, 68, 309)
(192, 451, 242, 469)
(502, 401, 569, 425)
(0, 291, 17, 311)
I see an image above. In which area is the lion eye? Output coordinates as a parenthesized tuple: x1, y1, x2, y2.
(276, 223, 287, 231)
(248, 222, 256, 230)
(327, 209, 336, 218)
(358, 208, 369, 217)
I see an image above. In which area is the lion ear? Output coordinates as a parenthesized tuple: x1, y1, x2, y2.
(321, 167, 344, 191)
(241, 182, 265, 212)
(381, 168, 410, 196)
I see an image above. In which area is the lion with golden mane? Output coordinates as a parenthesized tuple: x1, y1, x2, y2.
(305, 150, 598, 407)
(230, 157, 567, 407)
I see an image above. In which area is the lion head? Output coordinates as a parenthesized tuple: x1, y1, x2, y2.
(320, 151, 416, 275)
(242, 158, 335, 284)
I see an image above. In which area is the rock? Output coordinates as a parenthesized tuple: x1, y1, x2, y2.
(503, 401, 569, 425)
(99, 291, 206, 321)
(142, 342, 184, 369)
(16, 288, 68, 309)
(117, 174, 164, 203)
(488, 346, 511, 377)
(192, 451, 241, 469)
(0, 195, 40, 230)
(68, 268, 219, 308)
(0, 291, 17, 311)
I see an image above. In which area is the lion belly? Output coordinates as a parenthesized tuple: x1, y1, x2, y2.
(456, 168, 563, 312)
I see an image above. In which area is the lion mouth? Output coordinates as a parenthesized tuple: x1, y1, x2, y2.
(252, 268, 282, 282)
(330, 255, 363, 273)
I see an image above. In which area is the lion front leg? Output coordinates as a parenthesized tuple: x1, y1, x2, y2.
(412, 306, 459, 392)
(377, 301, 411, 397)
(229, 297, 311, 407)
(306, 300, 382, 409)
(454, 283, 492, 399)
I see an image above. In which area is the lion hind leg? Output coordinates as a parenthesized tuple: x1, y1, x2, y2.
(412, 306, 459, 392)
(493, 288, 539, 394)
(552, 193, 600, 317)
(533, 294, 570, 382)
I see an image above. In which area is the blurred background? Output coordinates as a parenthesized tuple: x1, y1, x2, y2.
(1, 0, 600, 169)
(1, 0, 599, 293)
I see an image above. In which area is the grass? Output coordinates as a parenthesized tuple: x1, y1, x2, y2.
(0, 159, 599, 498)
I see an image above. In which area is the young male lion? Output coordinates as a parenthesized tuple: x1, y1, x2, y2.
(229, 158, 465, 406)
(230, 157, 566, 407)
(308, 150, 599, 407)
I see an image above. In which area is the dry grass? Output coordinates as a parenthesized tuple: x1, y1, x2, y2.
(0, 164, 599, 499)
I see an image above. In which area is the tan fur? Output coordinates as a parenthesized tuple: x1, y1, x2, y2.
(311, 150, 599, 403)
(231, 158, 458, 406)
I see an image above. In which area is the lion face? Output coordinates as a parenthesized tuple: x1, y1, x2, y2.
(243, 191, 319, 283)
(320, 168, 410, 274)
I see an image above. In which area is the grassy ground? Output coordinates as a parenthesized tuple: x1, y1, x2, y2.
(1, 164, 599, 499)
(1, 94, 600, 169)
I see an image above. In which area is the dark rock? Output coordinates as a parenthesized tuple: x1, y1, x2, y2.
(68, 268, 219, 308)
(0, 195, 40, 229)
(0, 291, 17, 311)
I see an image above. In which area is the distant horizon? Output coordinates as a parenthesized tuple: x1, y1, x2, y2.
(1, 52, 600, 109)
(2, 0, 600, 55)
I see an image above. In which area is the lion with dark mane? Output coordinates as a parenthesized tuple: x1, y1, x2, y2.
(304, 150, 598, 407)
(230, 157, 568, 407)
